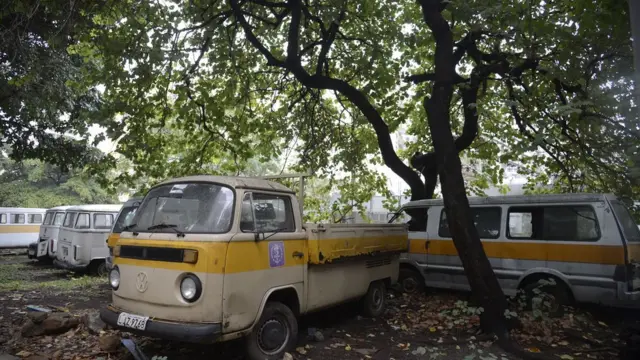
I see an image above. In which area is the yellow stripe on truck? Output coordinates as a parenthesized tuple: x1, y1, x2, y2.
(113, 238, 307, 274)
(0, 225, 41, 233)
(307, 235, 408, 264)
(106, 233, 120, 249)
(408, 239, 626, 265)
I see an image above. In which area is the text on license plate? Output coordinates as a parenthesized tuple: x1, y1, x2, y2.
(62, 247, 68, 256)
(117, 312, 149, 330)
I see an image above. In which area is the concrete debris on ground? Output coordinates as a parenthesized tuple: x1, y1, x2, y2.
(21, 313, 80, 337)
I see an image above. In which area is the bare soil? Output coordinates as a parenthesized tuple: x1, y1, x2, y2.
(1, 254, 638, 360)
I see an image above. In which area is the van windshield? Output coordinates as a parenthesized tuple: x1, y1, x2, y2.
(113, 206, 138, 233)
(611, 200, 640, 243)
(132, 183, 234, 234)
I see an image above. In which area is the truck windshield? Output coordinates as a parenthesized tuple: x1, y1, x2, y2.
(112, 206, 138, 233)
(611, 200, 640, 243)
(131, 183, 234, 235)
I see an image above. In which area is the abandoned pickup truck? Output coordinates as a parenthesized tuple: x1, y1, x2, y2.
(101, 175, 408, 360)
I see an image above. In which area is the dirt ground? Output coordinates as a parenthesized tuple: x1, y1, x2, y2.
(1, 254, 638, 360)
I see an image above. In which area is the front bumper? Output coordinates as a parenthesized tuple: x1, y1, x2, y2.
(100, 306, 222, 343)
(53, 259, 88, 271)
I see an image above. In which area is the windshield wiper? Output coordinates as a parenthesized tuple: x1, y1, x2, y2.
(147, 223, 185, 238)
(122, 223, 137, 232)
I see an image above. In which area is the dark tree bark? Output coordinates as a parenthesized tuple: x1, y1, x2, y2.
(417, 0, 510, 338)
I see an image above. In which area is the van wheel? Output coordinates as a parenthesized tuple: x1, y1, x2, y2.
(246, 302, 298, 360)
(361, 281, 387, 317)
(399, 268, 425, 294)
(90, 261, 108, 277)
(523, 277, 571, 317)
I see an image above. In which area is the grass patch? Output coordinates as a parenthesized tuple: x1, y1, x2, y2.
(0, 262, 106, 292)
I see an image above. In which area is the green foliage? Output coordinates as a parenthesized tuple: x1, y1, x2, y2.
(0, 1, 112, 167)
(0, 152, 118, 208)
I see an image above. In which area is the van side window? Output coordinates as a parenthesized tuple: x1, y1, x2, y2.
(63, 212, 77, 228)
(44, 213, 53, 225)
(28, 214, 43, 224)
(94, 213, 114, 229)
(0, 214, 6, 224)
(54, 212, 65, 226)
(439, 207, 501, 239)
(75, 213, 90, 229)
(405, 208, 428, 232)
(507, 206, 600, 241)
(11, 214, 25, 224)
(241, 193, 295, 233)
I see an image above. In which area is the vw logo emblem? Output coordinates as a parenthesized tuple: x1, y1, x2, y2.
(136, 272, 149, 293)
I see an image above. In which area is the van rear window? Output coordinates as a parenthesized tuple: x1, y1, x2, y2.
(611, 201, 640, 243)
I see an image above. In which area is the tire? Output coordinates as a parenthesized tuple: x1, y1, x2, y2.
(523, 277, 571, 317)
(399, 268, 425, 294)
(361, 281, 387, 318)
(246, 302, 298, 360)
(90, 260, 108, 277)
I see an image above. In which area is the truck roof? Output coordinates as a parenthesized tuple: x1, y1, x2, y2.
(400, 193, 617, 209)
(156, 175, 295, 194)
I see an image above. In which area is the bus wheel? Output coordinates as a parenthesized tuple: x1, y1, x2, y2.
(90, 261, 108, 277)
(523, 277, 571, 317)
(246, 302, 298, 360)
(399, 268, 425, 294)
(362, 280, 387, 318)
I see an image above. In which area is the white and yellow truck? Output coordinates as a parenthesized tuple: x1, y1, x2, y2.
(101, 175, 408, 360)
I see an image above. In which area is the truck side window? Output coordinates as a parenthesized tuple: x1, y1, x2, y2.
(240, 193, 255, 232)
(252, 193, 295, 232)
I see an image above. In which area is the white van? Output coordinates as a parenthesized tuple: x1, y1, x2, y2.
(392, 193, 640, 312)
(0, 207, 46, 249)
(54, 204, 122, 275)
(36, 206, 73, 260)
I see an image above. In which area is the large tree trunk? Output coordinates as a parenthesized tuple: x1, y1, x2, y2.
(419, 0, 510, 338)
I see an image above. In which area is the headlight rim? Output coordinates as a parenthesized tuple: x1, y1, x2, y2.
(109, 266, 120, 290)
(180, 273, 202, 303)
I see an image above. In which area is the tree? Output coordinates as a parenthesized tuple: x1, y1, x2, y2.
(0, 0, 111, 168)
(69, 0, 639, 349)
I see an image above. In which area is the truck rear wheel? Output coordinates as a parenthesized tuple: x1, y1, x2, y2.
(361, 280, 387, 317)
(246, 301, 298, 360)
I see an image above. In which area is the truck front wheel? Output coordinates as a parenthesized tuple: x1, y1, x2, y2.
(361, 280, 387, 317)
(246, 301, 298, 360)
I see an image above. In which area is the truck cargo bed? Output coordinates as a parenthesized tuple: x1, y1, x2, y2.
(305, 223, 408, 264)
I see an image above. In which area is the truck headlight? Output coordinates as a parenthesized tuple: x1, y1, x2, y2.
(180, 274, 201, 302)
(109, 267, 120, 290)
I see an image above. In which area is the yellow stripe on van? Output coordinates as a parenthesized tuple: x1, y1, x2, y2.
(628, 243, 640, 263)
(408, 239, 626, 265)
(0, 225, 41, 233)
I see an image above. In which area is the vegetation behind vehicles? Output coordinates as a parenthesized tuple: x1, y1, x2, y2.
(101, 176, 407, 360)
(392, 194, 640, 314)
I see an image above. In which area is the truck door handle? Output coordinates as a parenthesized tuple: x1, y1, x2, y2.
(292, 251, 304, 258)
(425, 241, 430, 250)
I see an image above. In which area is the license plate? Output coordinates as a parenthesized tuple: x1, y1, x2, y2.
(117, 312, 149, 330)
(62, 247, 68, 256)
